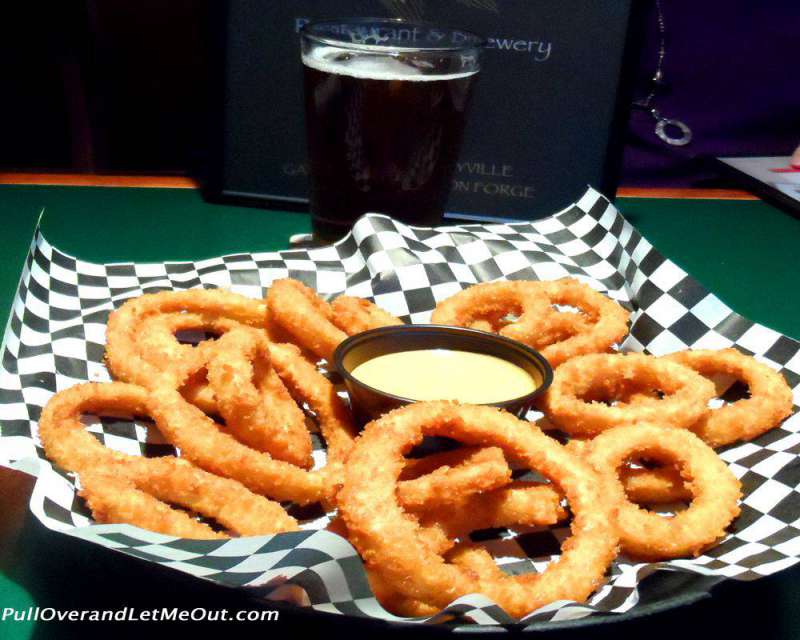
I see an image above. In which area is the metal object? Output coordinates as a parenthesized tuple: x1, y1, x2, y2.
(633, 0, 693, 146)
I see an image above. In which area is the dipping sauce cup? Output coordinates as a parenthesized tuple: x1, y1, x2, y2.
(301, 18, 483, 241)
(333, 325, 553, 425)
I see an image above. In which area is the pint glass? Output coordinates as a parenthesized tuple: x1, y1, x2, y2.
(300, 18, 483, 241)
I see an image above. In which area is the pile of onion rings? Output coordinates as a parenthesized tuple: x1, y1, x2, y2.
(35, 275, 794, 621)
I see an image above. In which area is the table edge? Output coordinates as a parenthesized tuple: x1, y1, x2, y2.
(0, 172, 758, 200)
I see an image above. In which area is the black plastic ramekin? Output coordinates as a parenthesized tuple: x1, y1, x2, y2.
(333, 325, 553, 426)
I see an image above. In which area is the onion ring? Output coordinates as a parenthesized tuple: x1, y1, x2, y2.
(137, 312, 244, 381)
(178, 370, 218, 416)
(335, 475, 569, 619)
(38, 382, 151, 473)
(665, 349, 794, 447)
(365, 566, 441, 618)
(400, 446, 503, 480)
(267, 342, 359, 470)
(80, 457, 298, 539)
(584, 424, 741, 560)
(517, 280, 629, 367)
(105, 289, 266, 391)
(431, 280, 551, 337)
(331, 448, 566, 559)
(399, 447, 566, 530)
(266, 279, 346, 362)
(565, 438, 690, 504)
(431, 279, 630, 367)
(337, 401, 618, 618)
(330, 296, 404, 335)
(620, 464, 691, 504)
(205, 328, 313, 468)
(79, 471, 227, 539)
(541, 353, 716, 436)
(412, 481, 568, 541)
(396, 447, 512, 510)
(135, 311, 267, 413)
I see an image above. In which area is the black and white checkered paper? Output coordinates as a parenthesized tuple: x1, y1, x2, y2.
(1, 187, 798, 628)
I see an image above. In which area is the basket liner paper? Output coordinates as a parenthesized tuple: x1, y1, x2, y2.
(0, 187, 798, 627)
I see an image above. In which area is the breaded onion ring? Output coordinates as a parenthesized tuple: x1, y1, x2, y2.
(665, 349, 794, 447)
(331, 296, 404, 335)
(80, 472, 227, 540)
(266, 279, 346, 362)
(335, 477, 570, 620)
(80, 457, 298, 539)
(268, 342, 359, 470)
(145, 389, 323, 505)
(447, 542, 508, 579)
(541, 353, 716, 436)
(365, 566, 440, 618)
(205, 328, 312, 468)
(565, 438, 690, 504)
(431, 280, 551, 337)
(137, 312, 244, 382)
(327, 513, 454, 561)
(398, 449, 567, 531)
(178, 371, 218, 416)
(400, 446, 501, 480)
(518, 280, 629, 367)
(38, 382, 151, 473)
(105, 289, 266, 390)
(584, 424, 741, 560)
(620, 464, 691, 504)
(135, 311, 269, 414)
(338, 402, 619, 619)
(330, 448, 566, 562)
(396, 447, 512, 510)
(412, 481, 568, 540)
(431, 279, 630, 367)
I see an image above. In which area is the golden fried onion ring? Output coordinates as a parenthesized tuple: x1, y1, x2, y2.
(431, 279, 630, 367)
(135, 311, 265, 414)
(205, 328, 313, 468)
(266, 279, 346, 362)
(431, 280, 551, 337)
(396, 447, 512, 510)
(330, 296, 404, 335)
(665, 349, 794, 447)
(618, 464, 691, 504)
(584, 424, 741, 560)
(565, 438, 690, 505)
(80, 457, 298, 539)
(105, 289, 266, 391)
(521, 280, 629, 367)
(541, 353, 716, 436)
(80, 470, 228, 540)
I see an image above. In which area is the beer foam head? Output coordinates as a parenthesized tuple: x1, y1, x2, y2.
(302, 46, 477, 81)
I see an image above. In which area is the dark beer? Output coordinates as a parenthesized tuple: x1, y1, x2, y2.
(302, 48, 478, 240)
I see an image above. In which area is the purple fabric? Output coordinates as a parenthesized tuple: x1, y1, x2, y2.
(621, 0, 800, 187)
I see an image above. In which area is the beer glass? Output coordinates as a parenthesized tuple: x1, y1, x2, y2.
(300, 18, 483, 241)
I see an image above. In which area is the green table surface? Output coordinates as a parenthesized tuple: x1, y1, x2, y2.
(0, 184, 798, 640)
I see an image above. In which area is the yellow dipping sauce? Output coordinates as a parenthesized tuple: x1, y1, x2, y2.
(350, 349, 539, 403)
